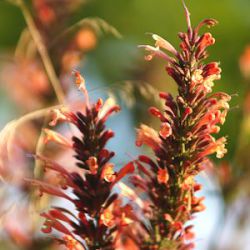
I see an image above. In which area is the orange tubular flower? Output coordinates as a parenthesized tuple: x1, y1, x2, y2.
(136, 124, 161, 151)
(86, 156, 98, 175)
(101, 163, 116, 183)
(43, 128, 73, 148)
(134, 3, 230, 249)
(157, 168, 169, 184)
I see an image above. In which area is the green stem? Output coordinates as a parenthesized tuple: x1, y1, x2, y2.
(16, 0, 65, 104)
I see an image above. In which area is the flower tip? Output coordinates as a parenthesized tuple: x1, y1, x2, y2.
(114, 105, 121, 112)
(86, 156, 98, 175)
(152, 33, 159, 41)
(95, 98, 103, 111)
(41, 225, 52, 234)
(159, 122, 172, 139)
(145, 32, 154, 36)
(43, 128, 73, 148)
(97, 98, 103, 106)
(72, 70, 85, 89)
(157, 168, 169, 184)
(205, 18, 219, 28)
(182, 0, 191, 30)
(137, 45, 146, 49)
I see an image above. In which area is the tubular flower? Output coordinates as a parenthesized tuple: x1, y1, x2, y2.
(157, 168, 169, 184)
(136, 124, 161, 151)
(28, 72, 135, 250)
(136, 3, 230, 250)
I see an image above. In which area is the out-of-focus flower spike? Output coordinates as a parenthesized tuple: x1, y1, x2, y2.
(43, 128, 73, 148)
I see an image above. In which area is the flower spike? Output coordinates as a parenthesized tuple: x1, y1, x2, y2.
(136, 3, 230, 249)
(28, 75, 137, 249)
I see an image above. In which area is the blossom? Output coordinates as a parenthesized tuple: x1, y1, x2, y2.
(49, 107, 77, 126)
(43, 128, 73, 148)
(135, 3, 230, 249)
(101, 163, 116, 182)
(100, 209, 115, 227)
(136, 124, 161, 151)
(86, 156, 98, 174)
(157, 168, 169, 184)
(159, 122, 172, 139)
(28, 73, 136, 249)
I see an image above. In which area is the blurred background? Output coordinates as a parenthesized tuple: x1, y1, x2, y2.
(0, 0, 250, 249)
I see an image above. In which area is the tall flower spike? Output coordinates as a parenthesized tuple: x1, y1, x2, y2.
(28, 72, 136, 250)
(136, 3, 230, 250)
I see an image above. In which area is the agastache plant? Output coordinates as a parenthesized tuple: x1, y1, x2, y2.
(135, 3, 231, 250)
(28, 72, 135, 250)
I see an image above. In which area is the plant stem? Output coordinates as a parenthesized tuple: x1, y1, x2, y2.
(16, 0, 65, 104)
(10, 0, 67, 177)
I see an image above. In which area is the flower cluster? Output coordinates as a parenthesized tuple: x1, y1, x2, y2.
(1, 2, 233, 249)
(135, 4, 231, 249)
(28, 72, 135, 249)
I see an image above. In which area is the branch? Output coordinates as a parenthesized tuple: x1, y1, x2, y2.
(15, 0, 65, 104)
